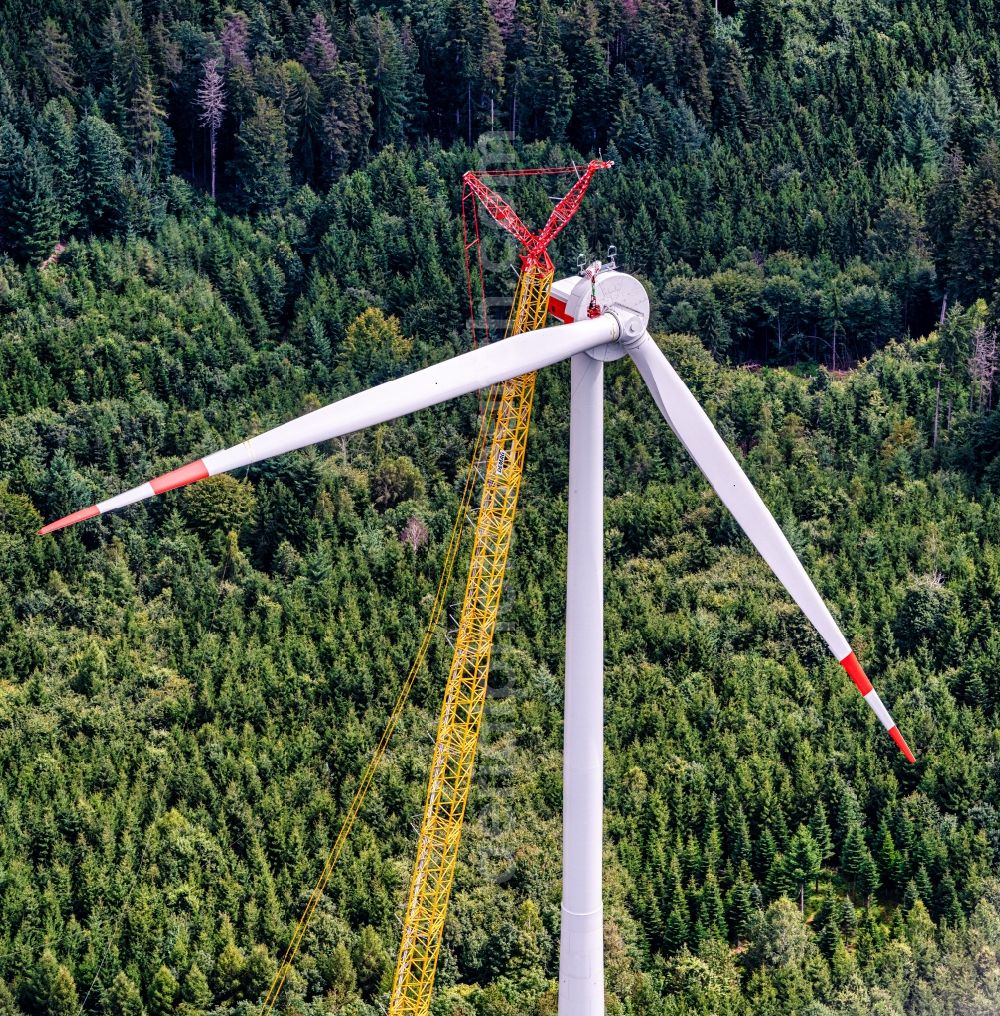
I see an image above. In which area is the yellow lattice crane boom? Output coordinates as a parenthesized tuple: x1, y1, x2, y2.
(389, 160, 612, 1014)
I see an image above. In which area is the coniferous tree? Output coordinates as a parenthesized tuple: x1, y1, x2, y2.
(301, 12, 339, 93)
(148, 966, 178, 1016)
(515, 0, 573, 141)
(360, 12, 413, 148)
(181, 964, 211, 1011)
(808, 802, 833, 876)
(7, 143, 59, 263)
(841, 895, 858, 942)
(815, 897, 842, 957)
(727, 863, 756, 942)
(0, 120, 25, 248)
(76, 113, 126, 233)
(129, 74, 166, 181)
(699, 867, 727, 940)
(875, 820, 902, 893)
(235, 96, 290, 214)
(729, 803, 751, 868)
(954, 174, 1000, 303)
(23, 952, 78, 1016)
(221, 12, 250, 72)
(915, 865, 934, 906)
(34, 19, 77, 99)
(37, 100, 81, 235)
(857, 852, 881, 908)
(903, 878, 922, 912)
(786, 826, 822, 913)
(320, 62, 373, 181)
(743, 0, 785, 62)
(0, 980, 20, 1016)
(105, 972, 143, 1016)
(840, 823, 869, 900)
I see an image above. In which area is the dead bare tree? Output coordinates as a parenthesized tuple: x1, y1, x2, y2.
(969, 323, 999, 413)
(197, 58, 225, 199)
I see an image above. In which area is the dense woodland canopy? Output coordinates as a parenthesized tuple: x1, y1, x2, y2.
(2, 0, 1000, 1014)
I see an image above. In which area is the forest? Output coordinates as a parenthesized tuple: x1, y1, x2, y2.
(2, 0, 1000, 1013)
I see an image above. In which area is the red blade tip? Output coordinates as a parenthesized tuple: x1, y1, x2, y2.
(889, 726, 916, 764)
(38, 504, 100, 535)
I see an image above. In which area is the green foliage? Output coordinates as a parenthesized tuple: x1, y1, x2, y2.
(76, 113, 127, 234)
(182, 474, 257, 537)
(105, 972, 144, 1016)
(148, 965, 178, 1016)
(340, 308, 413, 386)
(22, 952, 78, 1016)
(2, 4, 1000, 1014)
(234, 97, 290, 215)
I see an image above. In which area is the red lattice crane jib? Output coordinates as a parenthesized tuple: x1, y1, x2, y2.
(461, 159, 613, 346)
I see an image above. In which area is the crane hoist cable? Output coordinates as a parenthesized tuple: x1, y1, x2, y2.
(258, 381, 502, 1016)
(261, 160, 612, 1016)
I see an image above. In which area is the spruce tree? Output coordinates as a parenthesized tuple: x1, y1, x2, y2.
(515, 0, 574, 141)
(875, 820, 902, 893)
(700, 867, 727, 940)
(858, 852, 881, 908)
(0, 120, 25, 248)
(729, 804, 752, 868)
(0, 980, 19, 1016)
(915, 865, 934, 905)
(815, 897, 842, 957)
(130, 74, 166, 181)
(105, 972, 143, 1016)
(76, 113, 127, 234)
(903, 878, 921, 912)
(360, 12, 411, 148)
(37, 100, 81, 235)
(743, 0, 785, 62)
(954, 176, 1000, 303)
(148, 966, 178, 1016)
(786, 825, 822, 913)
(936, 874, 963, 926)
(840, 823, 869, 900)
(35, 19, 77, 99)
(808, 802, 834, 873)
(663, 902, 690, 955)
(727, 866, 755, 941)
(181, 964, 211, 1011)
(213, 941, 246, 1002)
(23, 952, 79, 1016)
(235, 97, 290, 214)
(8, 143, 59, 263)
(841, 896, 858, 943)
(320, 62, 373, 181)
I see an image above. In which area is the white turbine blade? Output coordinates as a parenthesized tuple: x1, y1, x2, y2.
(39, 314, 622, 535)
(628, 333, 915, 762)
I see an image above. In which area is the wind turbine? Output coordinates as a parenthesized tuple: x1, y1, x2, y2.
(39, 265, 914, 1016)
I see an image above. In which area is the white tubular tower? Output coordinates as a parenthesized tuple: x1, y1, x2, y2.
(559, 351, 606, 1016)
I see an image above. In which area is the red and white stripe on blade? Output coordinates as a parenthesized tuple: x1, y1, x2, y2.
(627, 333, 915, 763)
(37, 312, 625, 536)
(38, 460, 210, 534)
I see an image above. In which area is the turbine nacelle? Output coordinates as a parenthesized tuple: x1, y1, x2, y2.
(549, 267, 648, 360)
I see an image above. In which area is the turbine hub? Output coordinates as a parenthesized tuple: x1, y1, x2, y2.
(548, 268, 650, 361)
